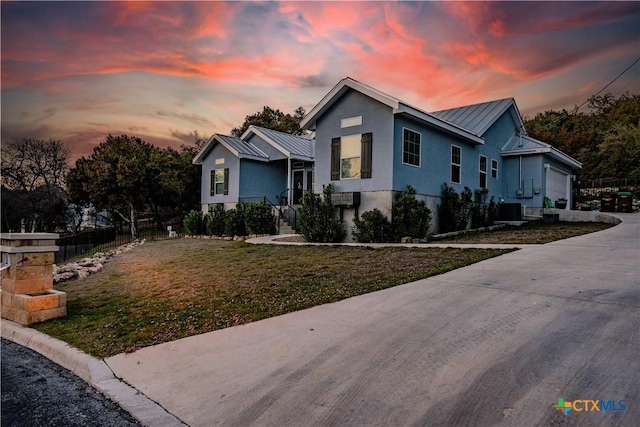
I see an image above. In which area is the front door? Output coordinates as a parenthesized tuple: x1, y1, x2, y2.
(293, 170, 304, 204)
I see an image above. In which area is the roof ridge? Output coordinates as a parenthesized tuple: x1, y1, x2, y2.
(430, 97, 514, 114)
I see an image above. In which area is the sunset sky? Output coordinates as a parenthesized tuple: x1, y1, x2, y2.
(2, 1, 639, 161)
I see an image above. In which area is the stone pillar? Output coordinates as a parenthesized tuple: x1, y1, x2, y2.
(1, 233, 67, 325)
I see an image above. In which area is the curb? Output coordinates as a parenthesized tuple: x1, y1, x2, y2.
(1, 319, 186, 427)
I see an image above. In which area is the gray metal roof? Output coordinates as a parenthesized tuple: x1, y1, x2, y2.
(245, 126, 315, 160)
(430, 98, 518, 137)
(502, 133, 582, 169)
(216, 134, 269, 161)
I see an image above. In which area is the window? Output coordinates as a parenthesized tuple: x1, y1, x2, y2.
(479, 155, 487, 189)
(210, 168, 228, 196)
(331, 133, 372, 180)
(403, 128, 421, 167)
(341, 134, 361, 178)
(451, 145, 461, 184)
(491, 159, 498, 179)
(341, 116, 362, 128)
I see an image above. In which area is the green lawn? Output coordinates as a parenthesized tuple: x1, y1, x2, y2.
(35, 239, 512, 357)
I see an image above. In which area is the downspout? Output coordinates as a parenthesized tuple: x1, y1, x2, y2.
(519, 155, 522, 192)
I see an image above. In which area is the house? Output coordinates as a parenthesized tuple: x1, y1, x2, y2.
(300, 77, 582, 236)
(193, 125, 314, 212)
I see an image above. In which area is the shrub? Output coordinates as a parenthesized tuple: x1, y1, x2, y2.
(392, 185, 431, 240)
(439, 184, 481, 232)
(224, 204, 247, 237)
(183, 210, 205, 235)
(352, 209, 392, 243)
(244, 202, 276, 235)
(298, 184, 345, 243)
(471, 188, 498, 228)
(206, 204, 226, 236)
(439, 183, 460, 233)
(458, 187, 473, 230)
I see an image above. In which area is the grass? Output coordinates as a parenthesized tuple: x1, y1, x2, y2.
(35, 239, 512, 357)
(434, 221, 615, 244)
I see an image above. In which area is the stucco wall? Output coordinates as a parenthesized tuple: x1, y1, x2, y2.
(239, 159, 287, 203)
(314, 89, 394, 194)
(200, 143, 240, 206)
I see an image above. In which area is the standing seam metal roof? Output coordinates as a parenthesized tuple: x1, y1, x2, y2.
(430, 98, 517, 137)
(216, 134, 269, 160)
(247, 126, 315, 160)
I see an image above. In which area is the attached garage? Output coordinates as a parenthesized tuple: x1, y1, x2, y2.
(545, 165, 570, 207)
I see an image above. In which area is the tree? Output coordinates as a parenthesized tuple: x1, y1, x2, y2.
(67, 135, 158, 237)
(525, 92, 640, 181)
(231, 106, 306, 137)
(68, 135, 202, 236)
(1, 138, 70, 232)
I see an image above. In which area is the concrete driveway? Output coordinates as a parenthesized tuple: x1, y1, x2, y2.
(106, 213, 639, 426)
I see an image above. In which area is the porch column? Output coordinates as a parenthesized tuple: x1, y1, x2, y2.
(287, 158, 292, 205)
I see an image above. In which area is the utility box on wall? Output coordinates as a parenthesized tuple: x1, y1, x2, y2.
(331, 192, 361, 207)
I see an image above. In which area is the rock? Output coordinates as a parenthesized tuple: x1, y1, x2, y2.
(401, 237, 413, 243)
(77, 270, 90, 280)
(53, 239, 145, 284)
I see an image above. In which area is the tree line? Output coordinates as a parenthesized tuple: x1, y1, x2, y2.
(1, 105, 305, 234)
(1, 135, 201, 235)
(524, 92, 640, 182)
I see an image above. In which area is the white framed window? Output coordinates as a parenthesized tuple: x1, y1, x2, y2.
(341, 116, 362, 128)
(451, 145, 461, 184)
(479, 155, 488, 189)
(211, 168, 228, 196)
(402, 128, 421, 167)
(491, 159, 498, 179)
(340, 134, 361, 179)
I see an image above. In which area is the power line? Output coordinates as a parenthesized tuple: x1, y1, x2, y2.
(572, 56, 640, 113)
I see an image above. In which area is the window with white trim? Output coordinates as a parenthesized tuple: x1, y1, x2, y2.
(451, 145, 461, 184)
(403, 128, 421, 167)
(491, 159, 498, 179)
(340, 134, 361, 179)
(210, 168, 228, 196)
(479, 155, 487, 189)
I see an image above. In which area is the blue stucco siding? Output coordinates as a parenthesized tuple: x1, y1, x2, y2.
(238, 159, 287, 203)
(313, 89, 394, 194)
(392, 115, 506, 201)
(200, 143, 240, 206)
(482, 107, 520, 148)
(502, 155, 543, 205)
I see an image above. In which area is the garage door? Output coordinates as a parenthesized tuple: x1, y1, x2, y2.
(546, 167, 569, 204)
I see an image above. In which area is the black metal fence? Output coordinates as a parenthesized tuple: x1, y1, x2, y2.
(55, 226, 179, 264)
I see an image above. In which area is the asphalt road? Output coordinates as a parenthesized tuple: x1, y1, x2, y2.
(1, 338, 140, 427)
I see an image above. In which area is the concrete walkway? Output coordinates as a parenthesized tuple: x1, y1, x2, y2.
(100, 213, 639, 426)
(2, 213, 638, 426)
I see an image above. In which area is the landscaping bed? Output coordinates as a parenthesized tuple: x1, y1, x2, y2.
(433, 221, 615, 244)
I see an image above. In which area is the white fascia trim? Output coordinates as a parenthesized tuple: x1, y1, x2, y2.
(192, 134, 217, 165)
(300, 77, 400, 130)
(476, 99, 522, 136)
(396, 104, 485, 145)
(243, 126, 291, 158)
(502, 148, 582, 169)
